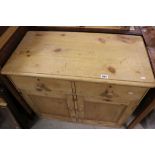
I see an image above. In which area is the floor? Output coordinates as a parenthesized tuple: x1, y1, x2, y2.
(141, 109, 155, 129)
(32, 118, 115, 129)
(0, 107, 20, 129)
(31, 117, 143, 129)
(31, 111, 144, 129)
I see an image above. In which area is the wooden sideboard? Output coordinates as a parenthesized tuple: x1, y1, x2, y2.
(127, 27, 155, 128)
(1, 28, 155, 127)
(1, 26, 155, 128)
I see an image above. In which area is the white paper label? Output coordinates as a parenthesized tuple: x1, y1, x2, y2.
(100, 74, 109, 79)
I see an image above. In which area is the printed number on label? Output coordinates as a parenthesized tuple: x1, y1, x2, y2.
(100, 74, 109, 79)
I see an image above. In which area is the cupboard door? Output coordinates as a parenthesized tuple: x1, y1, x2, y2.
(21, 92, 76, 122)
(76, 96, 127, 127)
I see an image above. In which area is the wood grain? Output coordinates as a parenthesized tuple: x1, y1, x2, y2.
(2, 30, 155, 127)
(21, 91, 75, 121)
(77, 96, 126, 124)
(75, 81, 148, 105)
(9, 75, 73, 95)
(2, 31, 155, 87)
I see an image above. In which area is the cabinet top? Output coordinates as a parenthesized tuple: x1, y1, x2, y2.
(2, 31, 155, 87)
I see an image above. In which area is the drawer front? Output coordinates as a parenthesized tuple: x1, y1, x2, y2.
(75, 81, 148, 104)
(9, 75, 73, 96)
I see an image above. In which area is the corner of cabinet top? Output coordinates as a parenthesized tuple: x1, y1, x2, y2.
(1, 31, 155, 88)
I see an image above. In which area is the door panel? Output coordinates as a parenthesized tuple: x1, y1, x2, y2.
(21, 92, 76, 121)
(84, 101, 125, 122)
(76, 96, 127, 125)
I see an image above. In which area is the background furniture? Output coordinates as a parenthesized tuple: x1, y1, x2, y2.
(0, 26, 37, 128)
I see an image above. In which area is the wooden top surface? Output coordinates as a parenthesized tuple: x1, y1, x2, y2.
(2, 31, 155, 87)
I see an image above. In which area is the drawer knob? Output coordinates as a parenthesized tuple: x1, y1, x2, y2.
(101, 89, 114, 98)
(36, 83, 52, 92)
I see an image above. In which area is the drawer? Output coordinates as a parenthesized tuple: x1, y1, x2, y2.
(75, 81, 148, 104)
(9, 75, 73, 95)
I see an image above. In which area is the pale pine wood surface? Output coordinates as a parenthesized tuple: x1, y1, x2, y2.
(84, 100, 125, 122)
(2, 31, 155, 87)
(21, 91, 74, 121)
(9, 75, 73, 95)
(76, 95, 123, 127)
(9, 75, 148, 105)
(75, 81, 148, 105)
(1, 31, 155, 127)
